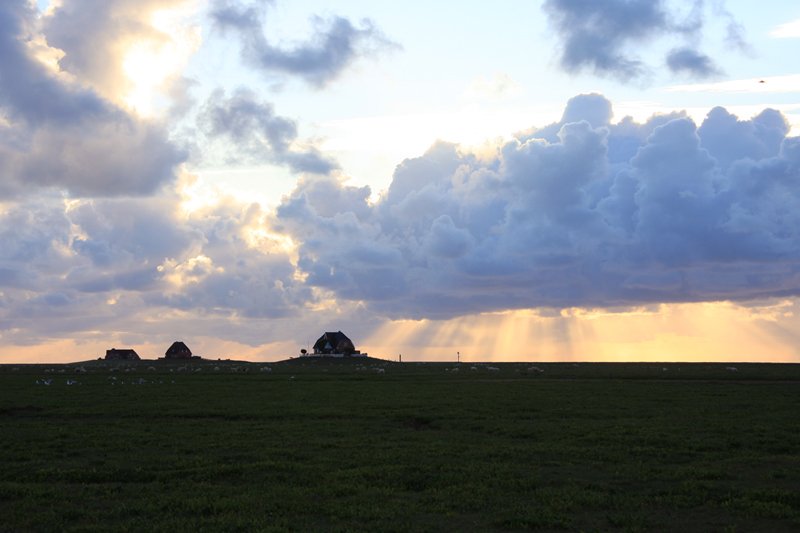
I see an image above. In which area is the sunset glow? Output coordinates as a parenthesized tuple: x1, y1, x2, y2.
(361, 301, 800, 363)
(122, 6, 200, 115)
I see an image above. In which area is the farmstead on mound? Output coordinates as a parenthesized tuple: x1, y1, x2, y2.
(164, 341, 193, 359)
(104, 348, 140, 361)
(307, 331, 367, 357)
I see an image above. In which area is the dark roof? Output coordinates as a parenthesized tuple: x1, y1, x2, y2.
(165, 341, 192, 358)
(313, 331, 356, 354)
(105, 348, 140, 361)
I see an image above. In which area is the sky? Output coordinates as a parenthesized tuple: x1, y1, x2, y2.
(2, 0, 800, 363)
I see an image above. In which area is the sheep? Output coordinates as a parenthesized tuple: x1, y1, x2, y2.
(147, 367, 156, 372)
(375, 368, 385, 374)
(528, 366, 544, 373)
(486, 366, 500, 372)
(260, 366, 272, 372)
(726, 366, 738, 372)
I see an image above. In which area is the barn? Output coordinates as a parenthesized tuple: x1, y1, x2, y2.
(164, 341, 192, 359)
(310, 331, 366, 357)
(105, 348, 140, 361)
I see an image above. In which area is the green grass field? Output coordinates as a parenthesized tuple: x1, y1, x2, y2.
(1, 359, 799, 531)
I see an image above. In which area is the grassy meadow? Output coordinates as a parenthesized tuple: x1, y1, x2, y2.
(1, 358, 799, 532)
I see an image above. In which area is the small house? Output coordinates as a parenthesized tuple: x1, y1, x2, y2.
(310, 331, 365, 357)
(165, 341, 192, 359)
(105, 348, 140, 361)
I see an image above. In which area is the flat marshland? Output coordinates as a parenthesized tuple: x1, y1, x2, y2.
(1, 360, 798, 531)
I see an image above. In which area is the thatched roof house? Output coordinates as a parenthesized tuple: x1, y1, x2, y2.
(311, 331, 364, 357)
(105, 348, 140, 361)
(165, 341, 192, 359)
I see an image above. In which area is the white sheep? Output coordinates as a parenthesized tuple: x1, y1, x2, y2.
(487, 366, 500, 372)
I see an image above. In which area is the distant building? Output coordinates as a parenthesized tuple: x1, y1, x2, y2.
(165, 341, 192, 359)
(105, 348, 140, 361)
(310, 331, 366, 357)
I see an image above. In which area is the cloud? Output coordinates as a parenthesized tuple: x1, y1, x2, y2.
(0, 191, 312, 346)
(0, 1, 185, 197)
(542, 0, 735, 82)
(210, 0, 397, 87)
(770, 18, 800, 39)
(463, 73, 521, 102)
(2, 89, 800, 344)
(542, 0, 669, 80)
(666, 74, 800, 94)
(697, 107, 788, 169)
(665, 47, 720, 78)
(41, 0, 192, 103)
(197, 88, 337, 174)
(275, 94, 800, 318)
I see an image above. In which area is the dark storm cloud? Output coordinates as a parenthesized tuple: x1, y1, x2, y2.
(542, 0, 733, 81)
(210, 0, 396, 87)
(198, 88, 337, 174)
(0, 1, 185, 197)
(275, 94, 800, 319)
